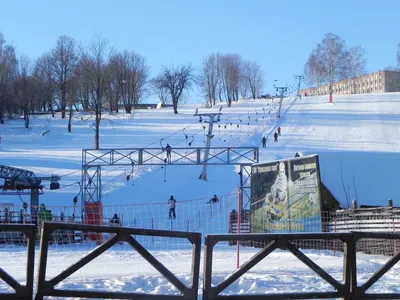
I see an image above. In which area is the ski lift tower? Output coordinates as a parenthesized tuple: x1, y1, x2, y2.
(0, 165, 60, 223)
(274, 85, 288, 119)
(194, 106, 222, 181)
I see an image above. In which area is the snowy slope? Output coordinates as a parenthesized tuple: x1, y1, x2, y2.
(1, 93, 400, 297)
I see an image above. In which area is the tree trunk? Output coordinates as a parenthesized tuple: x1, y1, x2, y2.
(68, 106, 73, 132)
(94, 119, 100, 150)
(125, 106, 132, 114)
(24, 111, 29, 129)
(173, 99, 178, 114)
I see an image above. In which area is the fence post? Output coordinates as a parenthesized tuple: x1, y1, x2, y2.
(333, 216, 337, 256)
(236, 189, 241, 269)
(151, 217, 154, 244)
(133, 217, 136, 239)
(393, 212, 397, 255)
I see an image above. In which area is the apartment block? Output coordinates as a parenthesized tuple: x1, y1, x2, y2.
(301, 70, 400, 96)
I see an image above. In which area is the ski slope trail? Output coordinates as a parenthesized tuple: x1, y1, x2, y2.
(266, 93, 400, 206)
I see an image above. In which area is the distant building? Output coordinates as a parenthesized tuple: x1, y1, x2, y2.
(301, 70, 400, 96)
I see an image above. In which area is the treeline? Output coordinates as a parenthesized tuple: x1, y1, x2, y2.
(0, 32, 265, 135)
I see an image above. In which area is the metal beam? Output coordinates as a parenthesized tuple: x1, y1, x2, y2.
(81, 147, 259, 207)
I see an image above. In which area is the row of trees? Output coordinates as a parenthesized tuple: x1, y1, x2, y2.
(303, 33, 367, 102)
(198, 53, 264, 108)
(150, 53, 264, 114)
(0, 32, 264, 148)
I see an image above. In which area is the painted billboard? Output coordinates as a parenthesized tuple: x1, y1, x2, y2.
(250, 154, 322, 233)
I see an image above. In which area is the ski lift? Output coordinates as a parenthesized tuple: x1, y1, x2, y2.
(126, 161, 135, 181)
(160, 138, 165, 151)
(188, 136, 194, 146)
(72, 182, 81, 219)
(50, 181, 60, 190)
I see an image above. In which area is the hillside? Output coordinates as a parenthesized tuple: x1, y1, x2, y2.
(1, 94, 400, 211)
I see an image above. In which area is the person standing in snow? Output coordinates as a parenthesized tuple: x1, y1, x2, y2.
(165, 144, 172, 163)
(274, 132, 278, 142)
(261, 136, 266, 148)
(110, 213, 121, 226)
(168, 195, 176, 219)
(207, 194, 219, 204)
(277, 126, 281, 136)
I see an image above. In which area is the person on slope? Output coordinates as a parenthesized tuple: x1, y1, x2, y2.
(110, 213, 121, 226)
(274, 132, 278, 142)
(277, 126, 281, 136)
(261, 136, 266, 148)
(207, 195, 219, 204)
(168, 195, 177, 219)
(165, 144, 172, 163)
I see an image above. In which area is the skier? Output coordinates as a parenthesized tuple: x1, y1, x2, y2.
(277, 126, 281, 136)
(207, 195, 219, 204)
(168, 195, 176, 219)
(274, 132, 278, 142)
(165, 144, 172, 163)
(261, 136, 266, 148)
(110, 213, 121, 226)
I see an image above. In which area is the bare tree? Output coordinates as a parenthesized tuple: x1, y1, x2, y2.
(109, 50, 149, 113)
(34, 53, 55, 116)
(75, 57, 91, 112)
(158, 64, 195, 114)
(13, 56, 40, 128)
(397, 43, 400, 69)
(345, 46, 368, 94)
(0, 32, 17, 119)
(306, 33, 348, 102)
(199, 53, 221, 106)
(304, 50, 325, 88)
(79, 35, 110, 149)
(346, 46, 367, 78)
(220, 54, 242, 106)
(50, 35, 77, 119)
(243, 60, 264, 99)
(239, 72, 249, 99)
(150, 75, 170, 105)
(66, 74, 79, 132)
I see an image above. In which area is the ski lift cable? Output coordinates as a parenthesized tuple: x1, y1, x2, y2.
(126, 161, 135, 181)
(142, 120, 199, 149)
(102, 165, 126, 175)
(58, 181, 81, 190)
(59, 169, 81, 178)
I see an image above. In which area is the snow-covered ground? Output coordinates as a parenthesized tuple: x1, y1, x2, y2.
(1, 93, 400, 298)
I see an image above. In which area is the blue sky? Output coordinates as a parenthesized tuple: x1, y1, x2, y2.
(1, 0, 399, 100)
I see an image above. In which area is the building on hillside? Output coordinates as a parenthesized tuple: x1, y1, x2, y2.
(301, 70, 400, 96)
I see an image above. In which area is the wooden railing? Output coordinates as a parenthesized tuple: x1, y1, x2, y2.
(35, 222, 201, 300)
(203, 232, 400, 300)
(0, 224, 35, 300)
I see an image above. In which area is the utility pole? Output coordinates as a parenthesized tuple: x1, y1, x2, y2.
(274, 86, 288, 119)
(294, 75, 304, 97)
(194, 107, 222, 181)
